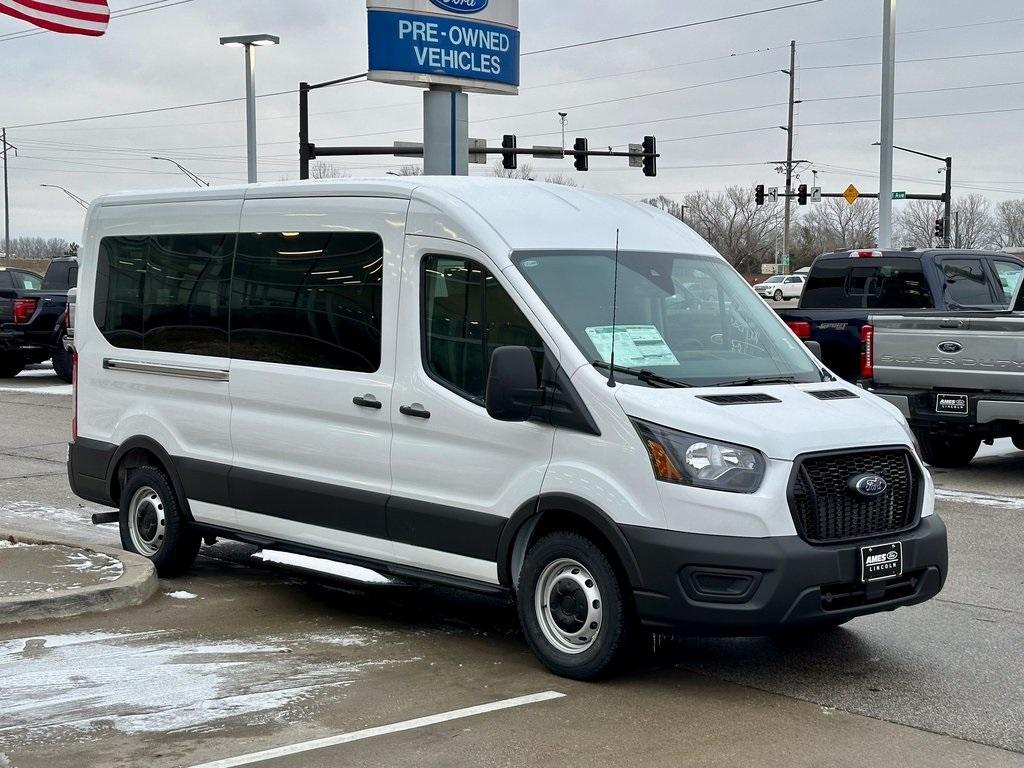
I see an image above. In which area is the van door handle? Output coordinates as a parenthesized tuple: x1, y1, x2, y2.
(353, 395, 383, 410)
(399, 404, 431, 419)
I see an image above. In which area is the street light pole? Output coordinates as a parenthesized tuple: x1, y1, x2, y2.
(39, 184, 88, 209)
(781, 40, 796, 274)
(880, 142, 952, 248)
(220, 34, 280, 184)
(151, 156, 209, 187)
(878, 0, 897, 248)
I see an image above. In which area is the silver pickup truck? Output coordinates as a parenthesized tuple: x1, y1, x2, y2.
(864, 282, 1024, 466)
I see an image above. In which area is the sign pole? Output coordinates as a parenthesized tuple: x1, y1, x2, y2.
(878, 0, 897, 248)
(423, 85, 469, 176)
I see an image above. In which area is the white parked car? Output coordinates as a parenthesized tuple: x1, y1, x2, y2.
(755, 274, 806, 301)
(68, 178, 946, 680)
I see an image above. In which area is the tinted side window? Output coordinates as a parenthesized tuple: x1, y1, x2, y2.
(16, 271, 43, 290)
(94, 235, 233, 356)
(144, 235, 234, 355)
(231, 232, 384, 372)
(422, 255, 543, 402)
(0, 271, 11, 289)
(942, 259, 996, 307)
(42, 261, 77, 290)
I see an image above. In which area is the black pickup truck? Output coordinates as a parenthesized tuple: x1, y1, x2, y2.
(0, 257, 78, 381)
(776, 249, 1024, 382)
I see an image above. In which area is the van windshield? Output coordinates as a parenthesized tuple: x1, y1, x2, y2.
(512, 251, 822, 387)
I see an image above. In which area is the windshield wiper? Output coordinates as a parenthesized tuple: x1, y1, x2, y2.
(716, 375, 798, 387)
(592, 361, 691, 388)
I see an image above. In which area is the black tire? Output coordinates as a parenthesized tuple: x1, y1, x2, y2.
(119, 464, 201, 577)
(517, 530, 635, 680)
(773, 289, 784, 302)
(1012, 432, 1024, 452)
(916, 433, 981, 468)
(51, 337, 73, 383)
(0, 353, 24, 378)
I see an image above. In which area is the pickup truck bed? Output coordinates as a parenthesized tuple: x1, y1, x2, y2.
(0, 258, 78, 380)
(867, 305, 1024, 467)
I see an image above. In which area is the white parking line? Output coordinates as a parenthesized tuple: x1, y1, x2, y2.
(188, 690, 566, 768)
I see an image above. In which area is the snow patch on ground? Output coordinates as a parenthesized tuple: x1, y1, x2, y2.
(165, 590, 198, 600)
(0, 541, 30, 549)
(934, 488, 1024, 510)
(0, 501, 115, 540)
(252, 550, 393, 585)
(56, 551, 123, 582)
(0, 630, 417, 743)
(0, 384, 72, 396)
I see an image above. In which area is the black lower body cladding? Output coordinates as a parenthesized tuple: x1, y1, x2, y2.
(622, 515, 947, 634)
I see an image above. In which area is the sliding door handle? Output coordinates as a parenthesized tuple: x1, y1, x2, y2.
(399, 404, 431, 419)
(353, 395, 383, 410)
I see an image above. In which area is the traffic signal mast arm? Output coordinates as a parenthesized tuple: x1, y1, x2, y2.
(753, 188, 945, 203)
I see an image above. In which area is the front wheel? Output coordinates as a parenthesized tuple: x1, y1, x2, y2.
(916, 432, 980, 468)
(517, 531, 635, 680)
(773, 289, 784, 302)
(119, 465, 201, 577)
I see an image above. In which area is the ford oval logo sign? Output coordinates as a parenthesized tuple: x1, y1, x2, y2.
(849, 474, 888, 498)
(938, 341, 964, 354)
(430, 0, 488, 13)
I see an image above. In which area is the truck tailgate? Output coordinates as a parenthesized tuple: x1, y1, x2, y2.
(872, 313, 1024, 393)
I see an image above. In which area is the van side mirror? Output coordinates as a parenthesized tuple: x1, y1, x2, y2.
(486, 346, 542, 422)
(804, 340, 823, 361)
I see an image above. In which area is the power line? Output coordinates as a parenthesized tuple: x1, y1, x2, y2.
(0, 0, 200, 43)
(803, 48, 1024, 72)
(521, 0, 826, 56)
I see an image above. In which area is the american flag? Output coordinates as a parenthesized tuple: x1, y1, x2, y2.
(0, 0, 110, 36)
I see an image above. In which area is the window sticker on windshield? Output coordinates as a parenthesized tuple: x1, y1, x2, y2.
(585, 325, 680, 367)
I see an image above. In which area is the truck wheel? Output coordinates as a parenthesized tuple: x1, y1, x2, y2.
(119, 465, 201, 577)
(1012, 432, 1024, 451)
(0, 353, 24, 378)
(916, 433, 981, 468)
(517, 530, 635, 680)
(773, 289, 784, 302)
(51, 337, 73, 383)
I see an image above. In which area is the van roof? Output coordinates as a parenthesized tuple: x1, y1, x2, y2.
(93, 177, 717, 256)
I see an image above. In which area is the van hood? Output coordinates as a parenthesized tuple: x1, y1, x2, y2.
(615, 383, 911, 461)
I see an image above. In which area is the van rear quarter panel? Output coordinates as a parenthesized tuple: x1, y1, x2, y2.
(78, 199, 243, 468)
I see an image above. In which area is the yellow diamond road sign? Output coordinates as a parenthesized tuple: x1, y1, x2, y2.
(843, 184, 860, 205)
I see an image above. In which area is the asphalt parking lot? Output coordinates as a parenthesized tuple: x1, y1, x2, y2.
(1, 365, 1022, 767)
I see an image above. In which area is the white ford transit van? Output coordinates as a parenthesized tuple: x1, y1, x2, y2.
(68, 178, 947, 679)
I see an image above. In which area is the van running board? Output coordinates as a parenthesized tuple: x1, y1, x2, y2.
(91, 511, 120, 525)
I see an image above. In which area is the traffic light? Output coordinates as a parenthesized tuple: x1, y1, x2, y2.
(797, 184, 808, 205)
(934, 218, 945, 239)
(755, 184, 765, 206)
(501, 134, 518, 170)
(642, 135, 657, 177)
(574, 137, 589, 172)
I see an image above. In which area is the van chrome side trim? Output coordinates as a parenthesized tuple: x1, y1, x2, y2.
(103, 358, 229, 382)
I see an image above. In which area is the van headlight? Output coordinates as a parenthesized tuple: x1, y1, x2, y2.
(631, 419, 766, 493)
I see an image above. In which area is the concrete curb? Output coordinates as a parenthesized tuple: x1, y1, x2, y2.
(0, 527, 158, 625)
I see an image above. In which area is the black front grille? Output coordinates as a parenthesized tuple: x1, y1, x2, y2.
(790, 448, 920, 543)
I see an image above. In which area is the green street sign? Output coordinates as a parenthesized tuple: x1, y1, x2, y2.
(781, 254, 791, 267)
(892, 191, 907, 200)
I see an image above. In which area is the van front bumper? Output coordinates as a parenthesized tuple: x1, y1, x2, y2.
(621, 515, 947, 634)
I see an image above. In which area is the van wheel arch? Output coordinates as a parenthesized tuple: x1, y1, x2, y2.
(498, 495, 643, 592)
(108, 437, 193, 522)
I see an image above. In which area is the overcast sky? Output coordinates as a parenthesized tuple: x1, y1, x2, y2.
(3, 0, 1024, 242)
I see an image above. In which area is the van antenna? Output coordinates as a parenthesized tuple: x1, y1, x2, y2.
(607, 228, 620, 388)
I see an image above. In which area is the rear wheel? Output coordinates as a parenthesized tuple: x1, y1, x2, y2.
(517, 531, 635, 680)
(1012, 432, 1024, 451)
(916, 432, 980, 468)
(773, 289, 784, 302)
(0, 353, 24, 378)
(119, 465, 201, 577)
(51, 335, 73, 383)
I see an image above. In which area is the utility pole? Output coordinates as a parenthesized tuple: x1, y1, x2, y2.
(878, 0, 897, 248)
(781, 40, 797, 275)
(942, 156, 952, 248)
(2, 128, 12, 262)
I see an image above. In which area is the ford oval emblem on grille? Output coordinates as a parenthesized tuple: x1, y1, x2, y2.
(430, 0, 489, 13)
(849, 473, 888, 497)
(937, 341, 963, 354)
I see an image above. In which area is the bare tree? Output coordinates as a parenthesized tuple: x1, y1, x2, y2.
(894, 199, 945, 248)
(953, 194, 996, 249)
(544, 173, 578, 187)
(393, 164, 423, 176)
(490, 160, 534, 180)
(7, 237, 70, 260)
(792, 198, 878, 264)
(993, 199, 1024, 248)
(641, 195, 684, 220)
(309, 161, 350, 180)
(682, 186, 783, 276)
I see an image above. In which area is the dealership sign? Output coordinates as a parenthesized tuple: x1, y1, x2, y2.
(367, 0, 520, 94)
